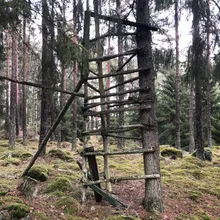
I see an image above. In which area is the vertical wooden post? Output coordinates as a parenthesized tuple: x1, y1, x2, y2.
(85, 147, 102, 202)
(81, 10, 90, 202)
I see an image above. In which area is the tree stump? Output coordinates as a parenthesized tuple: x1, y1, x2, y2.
(18, 177, 38, 200)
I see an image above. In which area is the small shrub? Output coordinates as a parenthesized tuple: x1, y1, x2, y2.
(46, 177, 72, 193)
(7, 203, 30, 219)
(27, 165, 48, 181)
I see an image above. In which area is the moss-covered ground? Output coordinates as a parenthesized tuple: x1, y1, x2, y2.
(0, 139, 219, 219)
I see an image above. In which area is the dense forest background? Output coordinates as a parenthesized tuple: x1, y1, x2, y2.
(0, 0, 220, 154)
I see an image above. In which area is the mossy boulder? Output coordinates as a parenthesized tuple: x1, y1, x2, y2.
(7, 203, 30, 219)
(191, 148, 212, 162)
(27, 165, 48, 181)
(2, 158, 20, 166)
(48, 149, 73, 161)
(182, 156, 205, 168)
(160, 146, 183, 158)
(55, 196, 80, 215)
(46, 177, 72, 193)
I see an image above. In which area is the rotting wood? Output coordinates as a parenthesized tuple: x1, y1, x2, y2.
(83, 148, 155, 156)
(87, 67, 149, 80)
(84, 174, 161, 186)
(89, 49, 137, 62)
(0, 75, 84, 97)
(89, 11, 158, 31)
(17, 176, 38, 200)
(105, 76, 139, 92)
(85, 147, 102, 202)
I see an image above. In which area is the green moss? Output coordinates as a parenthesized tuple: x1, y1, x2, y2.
(188, 190, 203, 201)
(2, 158, 20, 166)
(55, 196, 80, 215)
(0, 184, 9, 195)
(182, 156, 205, 168)
(46, 177, 72, 193)
(7, 203, 30, 219)
(106, 216, 140, 220)
(48, 149, 73, 161)
(160, 146, 183, 158)
(27, 165, 48, 181)
(32, 211, 48, 220)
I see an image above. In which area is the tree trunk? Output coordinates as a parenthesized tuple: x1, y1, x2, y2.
(136, 0, 164, 212)
(175, 0, 181, 149)
(39, 0, 53, 155)
(206, 0, 212, 149)
(9, 26, 18, 149)
(116, 0, 125, 149)
(189, 83, 195, 153)
(22, 16, 28, 146)
(5, 30, 10, 139)
(192, 0, 205, 160)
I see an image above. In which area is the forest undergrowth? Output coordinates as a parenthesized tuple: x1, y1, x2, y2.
(0, 138, 219, 220)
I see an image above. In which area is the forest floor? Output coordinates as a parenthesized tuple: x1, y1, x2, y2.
(0, 138, 219, 220)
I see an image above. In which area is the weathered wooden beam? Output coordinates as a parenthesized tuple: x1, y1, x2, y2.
(83, 148, 154, 156)
(89, 49, 137, 62)
(107, 134, 141, 140)
(85, 106, 139, 116)
(0, 75, 84, 97)
(105, 76, 139, 92)
(89, 11, 158, 31)
(85, 88, 146, 100)
(89, 32, 136, 43)
(87, 67, 149, 80)
(88, 83, 100, 94)
(89, 69, 99, 76)
(84, 174, 161, 186)
(85, 147, 102, 202)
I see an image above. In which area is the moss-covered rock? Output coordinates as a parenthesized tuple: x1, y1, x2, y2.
(27, 165, 48, 181)
(160, 146, 183, 158)
(48, 149, 73, 161)
(2, 158, 20, 166)
(46, 177, 72, 193)
(55, 196, 80, 215)
(0, 184, 9, 195)
(7, 203, 30, 219)
(182, 156, 205, 168)
(192, 149, 212, 162)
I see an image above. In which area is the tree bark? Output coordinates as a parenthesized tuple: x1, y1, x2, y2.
(9, 26, 18, 149)
(189, 83, 195, 153)
(116, 0, 125, 149)
(22, 16, 28, 146)
(192, 0, 205, 160)
(175, 0, 181, 149)
(206, 0, 212, 149)
(136, 0, 164, 212)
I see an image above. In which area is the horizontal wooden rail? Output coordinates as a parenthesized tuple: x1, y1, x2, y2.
(83, 148, 155, 156)
(84, 174, 161, 186)
(89, 11, 158, 31)
(87, 67, 149, 80)
(89, 49, 137, 62)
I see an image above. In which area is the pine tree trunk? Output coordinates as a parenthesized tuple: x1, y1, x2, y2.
(192, 0, 205, 160)
(136, 0, 164, 212)
(206, 0, 212, 149)
(189, 83, 195, 153)
(175, 0, 181, 149)
(22, 17, 28, 146)
(5, 30, 10, 139)
(9, 26, 18, 149)
(116, 0, 125, 149)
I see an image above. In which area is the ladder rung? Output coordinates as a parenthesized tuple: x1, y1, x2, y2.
(83, 148, 155, 156)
